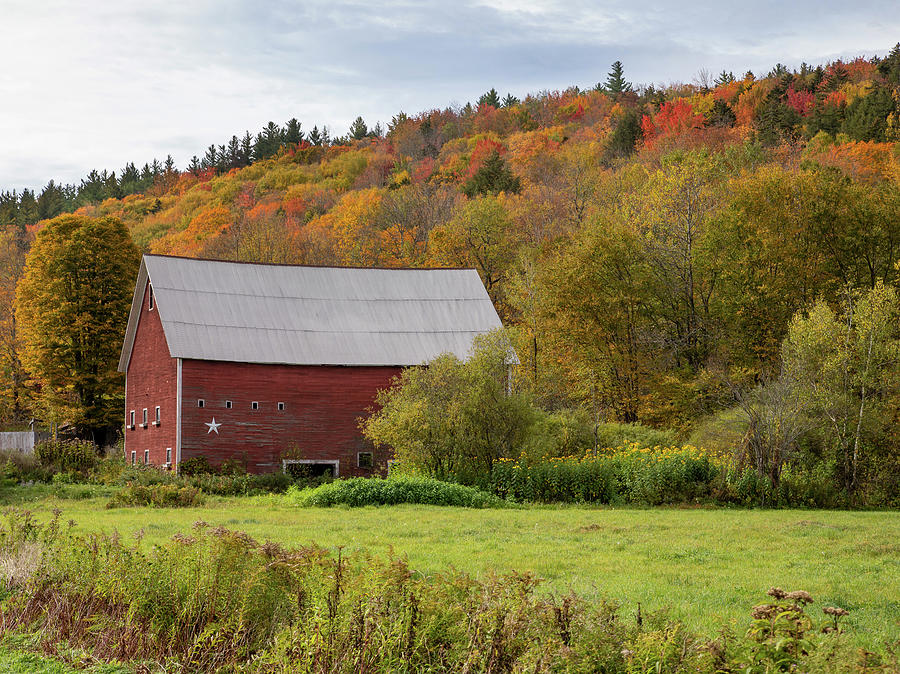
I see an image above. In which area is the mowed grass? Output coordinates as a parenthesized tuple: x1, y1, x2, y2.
(22, 493, 900, 650)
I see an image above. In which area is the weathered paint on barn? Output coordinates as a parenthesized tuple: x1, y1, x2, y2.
(124, 282, 178, 467)
(179, 361, 401, 475)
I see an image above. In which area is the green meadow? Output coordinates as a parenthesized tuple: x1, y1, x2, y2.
(15, 491, 899, 650)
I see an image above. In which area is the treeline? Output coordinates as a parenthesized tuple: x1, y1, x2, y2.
(0, 117, 349, 231)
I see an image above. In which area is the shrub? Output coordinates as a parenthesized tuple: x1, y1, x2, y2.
(288, 475, 508, 508)
(178, 456, 215, 476)
(34, 439, 97, 473)
(106, 483, 204, 508)
(0, 450, 54, 483)
(491, 444, 721, 505)
(594, 422, 677, 450)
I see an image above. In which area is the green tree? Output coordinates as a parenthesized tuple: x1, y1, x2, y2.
(284, 117, 304, 145)
(600, 61, 632, 95)
(362, 330, 533, 484)
(604, 107, 643, 159)
(429, 196, 521, 310)
(15, 214, 140, 442)
(462, 150, 521, 197)
(783, 283, 900, 498)
(349, 116, 369, 141)
(841, 88, 896, 141)
(539, 217, 654, 422)
(477, 88, 501, 109)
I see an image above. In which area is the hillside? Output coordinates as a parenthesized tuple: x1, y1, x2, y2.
(1, 49, 900, 467)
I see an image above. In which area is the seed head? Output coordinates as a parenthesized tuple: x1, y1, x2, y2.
(785, 590, 813, 604)
(823, 606, 849, 617)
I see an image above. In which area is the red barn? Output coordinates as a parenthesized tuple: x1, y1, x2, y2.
(118, 255, 504, 476)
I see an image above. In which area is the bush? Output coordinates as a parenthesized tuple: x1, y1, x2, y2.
(106, 483, 204, 508)
(178, 456, 215, 476)
(491, 444, 721, 505)
(522, 408, 595, 460)
(594, 422, 677, 450)
(34, 439, 98, 473)
(0, 450, 54, 484)
(717, 465, 845, 508)
(288, 475, 508, 508)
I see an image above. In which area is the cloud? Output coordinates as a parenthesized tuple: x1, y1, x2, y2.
(0, 0, 897, 191)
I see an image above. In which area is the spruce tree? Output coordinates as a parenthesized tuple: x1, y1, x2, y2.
(308, 125, 322, 146)
(714, 71, 735, 86)
(226, 136, 241, 169)
(601, 61, 632, 95)
(477, 88, 501, 108)
(462, 150, 521, 197)
(284, 118, 304, 145)
(202, 145, 218, 171)
(187, 156, 202, 175)
(240, 132, 253, 165)
(349, 116, 369, 140)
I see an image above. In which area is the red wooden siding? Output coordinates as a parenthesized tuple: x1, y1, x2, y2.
(124, 283, 177, 467)
(180, 360, 401, 475)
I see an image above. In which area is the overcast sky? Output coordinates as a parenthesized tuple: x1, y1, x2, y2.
(1, 0, 897, 192)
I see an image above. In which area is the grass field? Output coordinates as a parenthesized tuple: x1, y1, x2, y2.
(15, 490, 900, 651)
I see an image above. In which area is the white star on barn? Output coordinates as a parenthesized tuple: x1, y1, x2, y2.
(205, 418, 221, 434)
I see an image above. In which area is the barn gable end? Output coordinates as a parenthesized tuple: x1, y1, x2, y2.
(123, 280, 178, 469)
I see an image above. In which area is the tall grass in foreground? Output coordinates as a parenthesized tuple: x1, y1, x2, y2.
(0, 509, 891, 672)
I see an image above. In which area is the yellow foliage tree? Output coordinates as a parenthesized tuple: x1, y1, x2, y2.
(15, 215, 140, 441)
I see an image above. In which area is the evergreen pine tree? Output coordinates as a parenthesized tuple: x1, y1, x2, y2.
(240, 132, 253, 165)
(502, 93, 520, 107)
(604, 108, 643, 159)
(349, 116, 369, 140)
(477, 88, 501, 108)
(284, 118, 304, 145)
(187, 156, 202, 175)
(226, 136, 241, 169)
(37, 181, 66, 220)
(462, 150, 521, 197)
(714, 71, 735, 86)
(308, 125, 322, 146)
(601, 61, 632, 95)
(202, 145, 218, 171)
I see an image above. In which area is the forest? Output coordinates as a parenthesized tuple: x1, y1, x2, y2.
(2, 47, 900, 505)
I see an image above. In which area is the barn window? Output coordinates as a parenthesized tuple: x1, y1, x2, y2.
(277, 402, 285, 411)
(128, 410, 135, 429)
(197, 399, 205, 408)
(357, 452, 373, 469)
(251, 401, 259, 410)
(225, 400, 232, 409)
(166, 448, 172, 465)
(148, 285, 154, 310)
(142, 408, 148, 427)
(130, 450, 136, 465)
(144, 449, 150, 465)
(283, 459, 339, 478)
(154, 406, 161, 425)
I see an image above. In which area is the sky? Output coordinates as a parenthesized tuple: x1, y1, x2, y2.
(1, 0, 897, 193)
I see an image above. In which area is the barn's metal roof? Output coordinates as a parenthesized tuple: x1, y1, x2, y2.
(118, 255, 507, 370)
